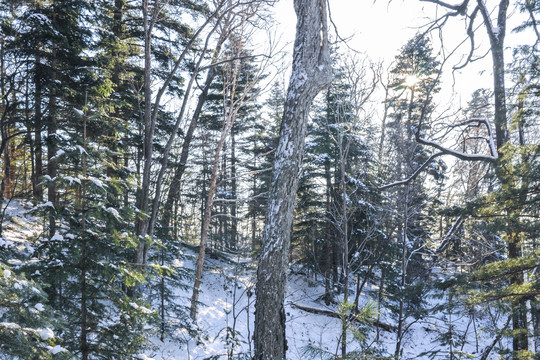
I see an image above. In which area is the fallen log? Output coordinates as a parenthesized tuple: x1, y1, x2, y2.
(289, 302, 397, 332)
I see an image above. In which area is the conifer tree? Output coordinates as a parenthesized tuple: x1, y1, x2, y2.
(380, 34, 445, 358)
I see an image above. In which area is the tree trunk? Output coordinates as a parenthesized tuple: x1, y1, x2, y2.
(135, 0, 153, 265)
(47, 47, 57, 237)
(395, 184, 410, 360)
(34, 56, 43, 201)
(253, 1, 332, 359)
(230, 131, 238, 250)
(190, 94, 236, 320)
(160, 65, 218, 239)
(80, 105, 88, 360)
(478, 1, 529, 353)
(324, 160, 333, 305)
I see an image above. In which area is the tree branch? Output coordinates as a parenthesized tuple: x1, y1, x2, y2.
(379, 151, 445, 190)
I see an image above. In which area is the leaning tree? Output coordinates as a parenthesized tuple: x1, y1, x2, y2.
(253, 0, 333, 359)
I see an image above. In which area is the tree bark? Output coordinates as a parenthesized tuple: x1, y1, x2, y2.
(135, 0, 154, 265)
(160, 65, 218, 239)
(253, 1, 332, 359)
(33, 55, 43, 201)
(47, 47, 57, 237)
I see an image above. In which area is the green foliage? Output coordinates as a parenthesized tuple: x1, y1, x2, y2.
(302, 301, 384, 360)
(0, 263, 71, 360)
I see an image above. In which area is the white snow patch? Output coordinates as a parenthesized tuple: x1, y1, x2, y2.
(50, 234, 64, 242)
(51, 345, 68, 354)
(38, 328, 55, 341)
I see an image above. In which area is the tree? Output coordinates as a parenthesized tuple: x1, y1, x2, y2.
(416, 1, 538, 356)
(190, 22, 269, 319)
(253, 1, 333, 359)
(379, 34, 444, 359)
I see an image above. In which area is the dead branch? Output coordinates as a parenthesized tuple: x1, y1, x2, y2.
(379, 151, 444, 190)
(289, 302, 397, 332)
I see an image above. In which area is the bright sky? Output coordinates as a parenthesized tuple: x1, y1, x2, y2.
(269, 0, 531, 110)
(272, 0, 430, 60)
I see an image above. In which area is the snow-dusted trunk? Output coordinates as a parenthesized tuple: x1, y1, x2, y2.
(253, 1, 332, 359)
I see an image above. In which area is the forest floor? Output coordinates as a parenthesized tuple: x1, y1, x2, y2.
(148, 250, 506, 360)
(1, 200, 507, 360)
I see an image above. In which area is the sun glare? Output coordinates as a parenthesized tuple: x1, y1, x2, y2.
(404, 74, 420, 88)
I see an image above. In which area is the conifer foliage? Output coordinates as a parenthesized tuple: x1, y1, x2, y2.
(0, 0, 539, 359)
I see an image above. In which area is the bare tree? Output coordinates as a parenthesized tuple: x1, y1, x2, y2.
(190, 23, 269, 319)
(253, 1, 333, 359)
(135, 0, 256, 265)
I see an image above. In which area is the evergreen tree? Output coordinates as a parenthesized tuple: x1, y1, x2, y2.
(0, 256, 70, 359)
(27, 104, 154, 359)
(380, 34, 445, 358)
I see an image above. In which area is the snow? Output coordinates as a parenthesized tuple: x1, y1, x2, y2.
(38, 201, 55, 209)
(172, 259, 184, 268)
(50, 149, 65, 161)
(50, 234, 64, 242)
(50, 345, 68, 354)
(141, 248, 511, 360)
(27, 13, 52, 26)
(0, 322, 21, 330)
(76, 145, 87, 155)
(137, 354, 156, 360)
(64, 176, 82, 186)
(38, 328, 55, 341)
(0, 200, 515, 359)
(89, 176, 106, 189)
(104, 206, 121, 219)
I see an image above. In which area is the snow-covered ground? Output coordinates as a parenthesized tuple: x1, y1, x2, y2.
(0, 199, 42, 254)
(147, 249, 508, 360)
(1, 200, 510, 360)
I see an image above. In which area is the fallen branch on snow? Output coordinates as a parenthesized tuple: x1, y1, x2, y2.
(289, 302, 397, 332)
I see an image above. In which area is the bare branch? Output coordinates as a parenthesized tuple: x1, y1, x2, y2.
(454, 5, 479, 70)
(379, 151, 444, 190)
(420, 0, 469, 14)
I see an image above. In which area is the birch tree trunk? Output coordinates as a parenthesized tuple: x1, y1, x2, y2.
(253, 1, 332, 359)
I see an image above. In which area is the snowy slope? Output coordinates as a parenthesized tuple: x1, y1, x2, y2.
(147, 249, 508, 360)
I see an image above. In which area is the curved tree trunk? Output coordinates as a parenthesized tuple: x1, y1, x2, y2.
(253, 1, 332, 359)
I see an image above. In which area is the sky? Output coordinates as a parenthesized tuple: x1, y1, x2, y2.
(268, 0, 531, 111)
(271, 1, 434, 61)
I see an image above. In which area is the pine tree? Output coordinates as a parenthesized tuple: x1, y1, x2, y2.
(28, 105, 155, 359)
(0, 258, 70, 359)
(380, 34, 445, 358)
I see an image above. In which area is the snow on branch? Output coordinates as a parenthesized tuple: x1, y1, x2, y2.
(416, 117, 498, 162)
(380, 117, 497, 190)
